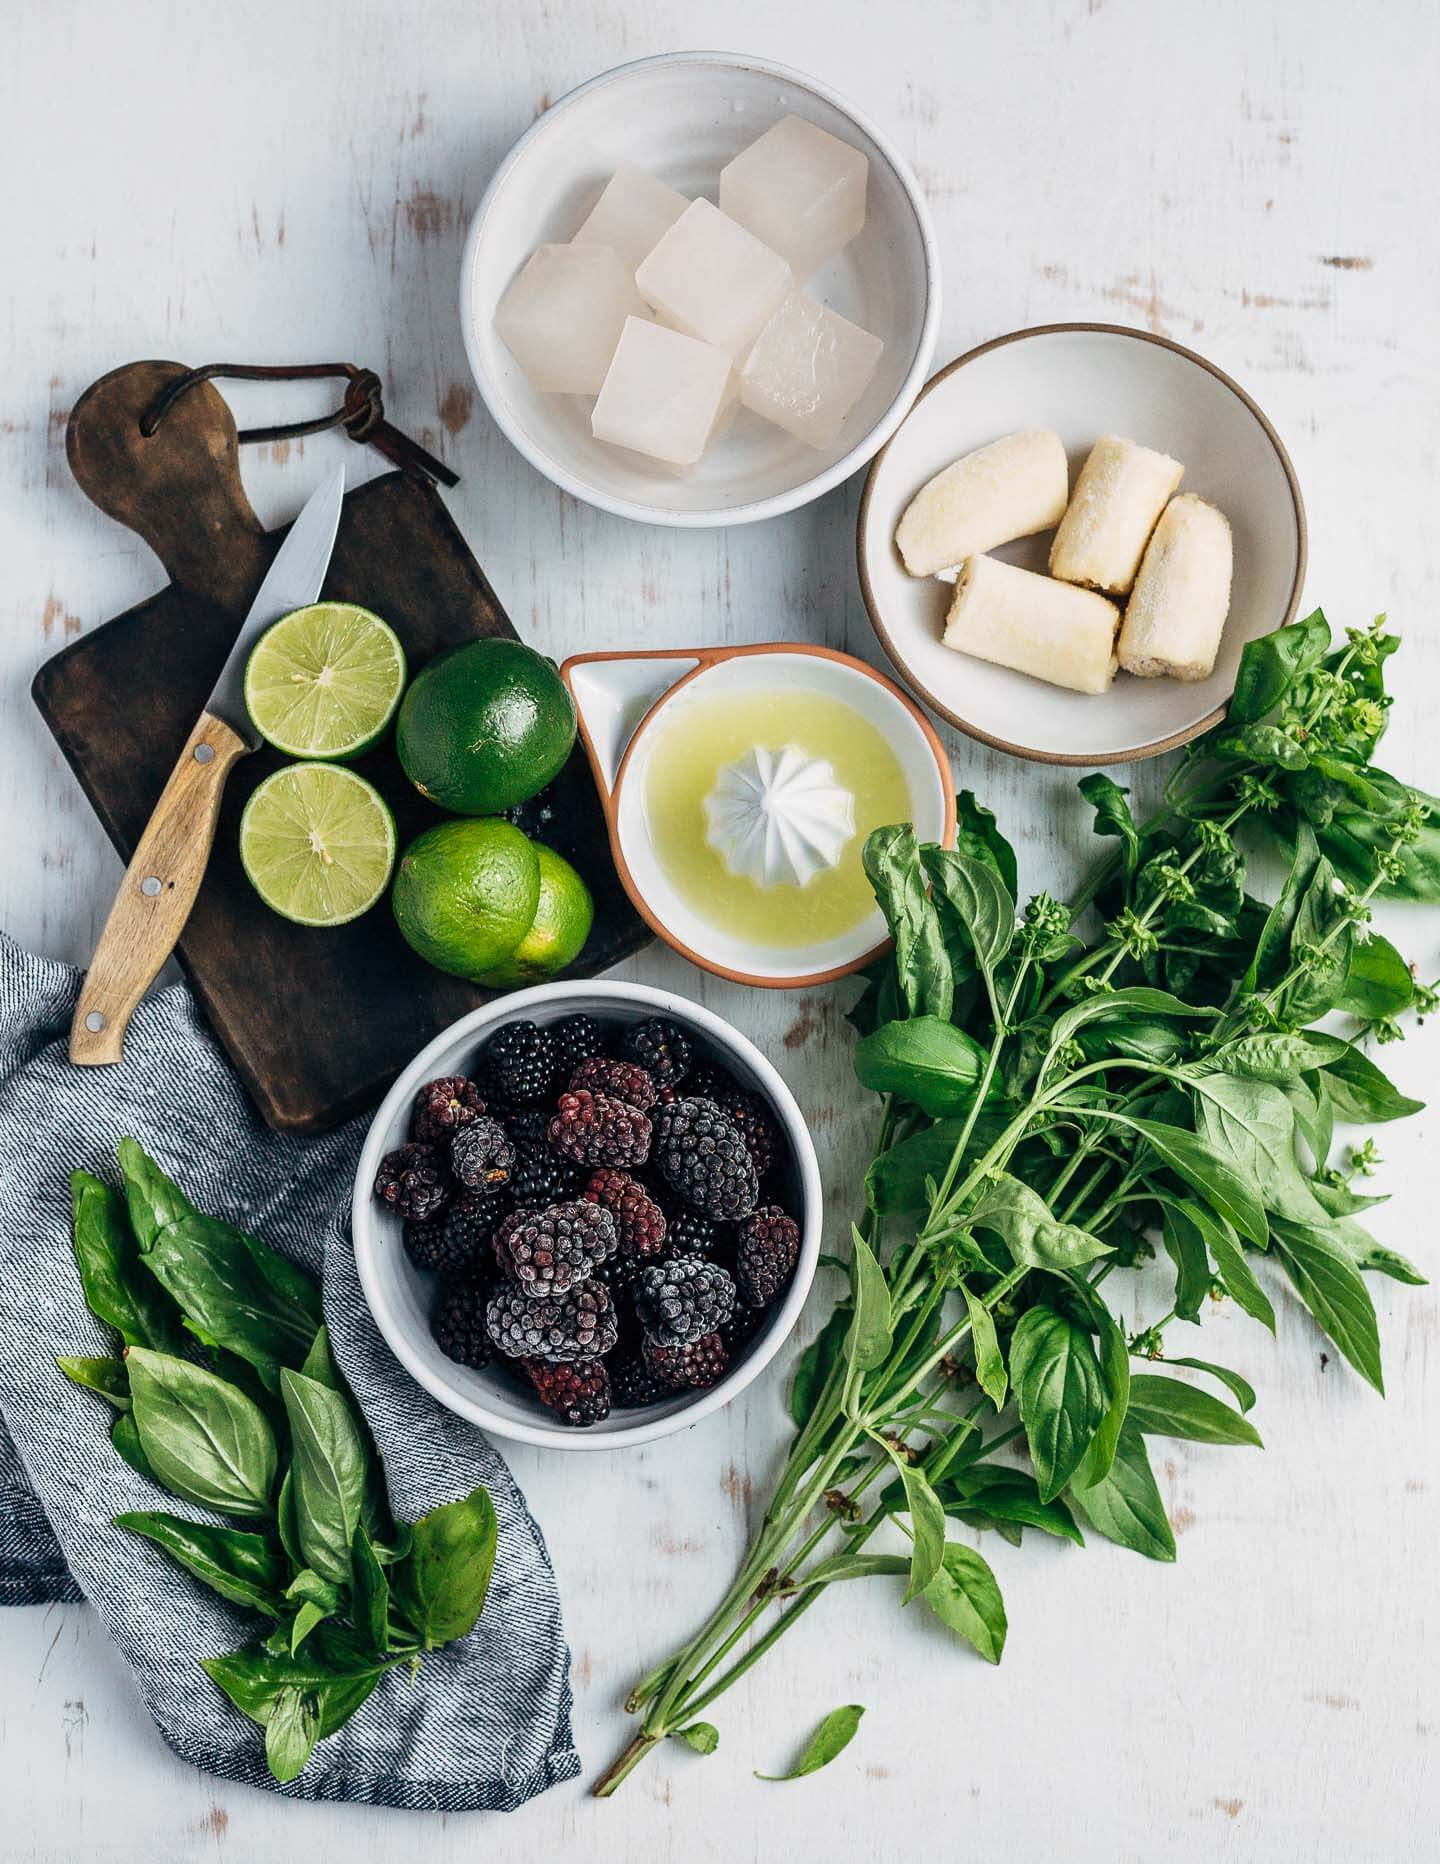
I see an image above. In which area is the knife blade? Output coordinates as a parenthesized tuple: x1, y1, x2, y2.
(69, 465, 347, 1066)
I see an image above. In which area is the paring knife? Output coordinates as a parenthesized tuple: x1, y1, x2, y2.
(69, 465, 347, 1065)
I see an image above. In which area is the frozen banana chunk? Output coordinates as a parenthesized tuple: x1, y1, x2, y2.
(895, 431, 1069, 578)
(1049, 435, 1184, 596)
(942, 555, 1120, 695)
(1118, 495, 1233, 681)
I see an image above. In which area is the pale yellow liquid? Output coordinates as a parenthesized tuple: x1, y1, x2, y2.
(642, 690, 913, 948)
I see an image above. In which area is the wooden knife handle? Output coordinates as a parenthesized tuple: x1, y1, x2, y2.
(69, 712, 251, 1065)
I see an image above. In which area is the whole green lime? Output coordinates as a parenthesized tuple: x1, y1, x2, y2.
(396, 638, 576, 816)
(471, 843, 594, 987)
(391, 818, 540, 980)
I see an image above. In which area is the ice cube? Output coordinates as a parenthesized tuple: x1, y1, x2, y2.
(635, 199, 792, 357)
(720, 115, 868, 280)
(739, 291, 883, 449)
(592, 316, 733, 466)
(493, 243, 647, 395)
(572, 163, 688, 273)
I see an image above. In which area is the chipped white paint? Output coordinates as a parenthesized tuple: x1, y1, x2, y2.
(1, 0, 1437, 1858)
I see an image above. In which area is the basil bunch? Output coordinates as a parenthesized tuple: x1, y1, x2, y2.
(596, 611, 1436, 1795)
(59, 1142, 495, 1785)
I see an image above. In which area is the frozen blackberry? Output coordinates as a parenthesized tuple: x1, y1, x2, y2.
(660, 1204, 724, 1257)
(635, 1255, 736, 1345)
(493, 1201, 617, 1297)
(486, 1278, 617, 1362)
(685, 1061, 732, 1103)
(551, 1013, 606, 1077)
(522, 1356, 611, 1427)
(450, 1116, 517, 1193)
(653, 1098, 758, 1221)
(403, 1190, 495, 1274)
(549, 1089, 651, 1169)
(569, 1055, 657, 1112)
(500, 1103, 552, 1145)
(484, 1020, 558, 1103)
(734, 1206, 801, 1307)
(583, 1169, 667, 1262)
(507, 1139, 583, 1206)
(718, 1089, 781, 1179)
(410, 1074, 487, 1145)
(431, 1271, 496, 1370)
(374, 1143, 450, 1221)
(642, 1329, 728, 1392)
(622, 1017, 692, 1086)
(610, 1349, 668, 1408)
(720, 1302, 764, 1359)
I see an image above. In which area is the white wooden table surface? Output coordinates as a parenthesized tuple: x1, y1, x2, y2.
(3, 2, 1437, 1858)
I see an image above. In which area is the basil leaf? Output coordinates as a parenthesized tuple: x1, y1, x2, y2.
(1125, 1374, 1263, 1447)
(862, 825, 953, 1020)
(70, 1172, 181, 1352)
(280, 1368, 370, 1586)
(1165, 1357, 1257, 1413)
(789, 1307, 851, 1429)
(1215, 723, 1309, 770)
(115, 1511, 287, 1614)
(125, 1348, 277, 1517)
(921, 844, 1016, 978)
(1070, 1278, 1130, 1489)
(853, 1016, 988, 1115)
(1242, 818, 1321, 994)
(969, 1173, 1112, 1273)
(1334, 932, 1414, 1018)
(110, 1410, 157, 1482)
(1166, 1197, 1275, 1332)
(843, 1228, 892, 1378)
(1227, 609, 1330, 724)
(866, 1119, 970, 1214)
(290, 1600, 330, 1655)
(757, 1704, 865, 1780)
(203, 1628, 387, 1739)
(56, 1354, 130, 1409)
(954, 789, 1018, 896)
(352, 1526, 390, 1655)
(142, 1215, 321, 1392)
(1320, 1048, 1424, 1123)
(301, 1322, 342, 1390)
(797, 1553, 910, 1588)
(390, 1485, 497, 1649)
(1160, 1203, 1210, 1322)
(1068, 1419, 1176, 1562)
(1284, 851, 1353, 1022)
(1050, 986, 1217, 1054)
(1190, 1075, 1327, 1223)
(1008, 1306, 1107, 1503)
(1206, 1031, 1348, 1083)
(265, 1685, 320, 1784)
(1272, 1220, 1384, 1392)
(673, 1722, 719, 1755)
(1334, 1217, 1426, 1285)
(117, 1138, 197, 1249)
(1077, 772, 1140, 876)
(277, 1467, 303, 1566)
(921, 1542, 1007, 1663)
(941, 1467, 1083, 1547)
(1124, 1117, 1268, 1247)
(961, 1284, 1006, 1410)
(869, 1435, 945, 1603)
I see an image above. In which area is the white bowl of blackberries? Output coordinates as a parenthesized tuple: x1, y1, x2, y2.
(352, 982, 821, 1448)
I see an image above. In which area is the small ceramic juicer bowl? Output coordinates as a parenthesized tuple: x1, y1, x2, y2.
(561, 644, 956, 986)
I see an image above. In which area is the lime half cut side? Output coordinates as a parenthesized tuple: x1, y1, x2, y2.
(244, 602, 407, 760)
(240, 763, 397, 927)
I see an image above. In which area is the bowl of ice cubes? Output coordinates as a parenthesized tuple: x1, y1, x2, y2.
(460, 51, 940, 527)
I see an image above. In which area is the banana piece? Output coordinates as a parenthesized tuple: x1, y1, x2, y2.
(1118, 495, 1233, 681)
(895, 431, 1068, 578)
(1049, 435, 1183, 596)
(942, 555, 1120, 695)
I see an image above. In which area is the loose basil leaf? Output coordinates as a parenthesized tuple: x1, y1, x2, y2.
(869, 1435, 945, 1603)
(142, 1215, 322, 1392)
(1069, 1419, 1176, 1562)
(1334, 932, 1414, 1018)
(1190, 1075, 1327, 1223)
(942, 1467, 1084, 1547)
(117, 1138, 198, 1250)
(280, 1368, 371, 1587)
(920, 844, 1016, 978)
(1164, 1357, 1257, 1414)
(115, 1511, 288, 1614)
(70, 1172, 181, 1353)
(352, 1526, 390, 1655)
(921, 1542, 1007, 1663)
(757, 1704, 865, 1781)
(862, 825, 953, 1021)
(954, 789, 1018, 897)
(125, 1348, 277, 1517)
(1272, 1220, 1384, 1392)
(1077, 773, 1140, 876)
(1320, 1048, 1424, 1124)
(56, 1354, 130, 1409)
(1168, 1197, 1275, 1332)
(265, 1685, 320, 1784)
(390, 1485, 497, 1649)
(1159, 1204, 1210, 1323)
(1124, 1117, 1268, 1247)
(789, 1307, 851, 1429)
(1124, 1374, 1263, 1447)
(961, 1284, 1006, 1411)
(842, 1229, 892, 1379)
(1206, 1031, 1348, 1083)
(673, 1722, 720, 1755)
(968, 1173, 1112, 1273)
(1227, 609, 1330, 725)
(203, 1628, 387, 1738)
(110, 1410, 157, 1482)
(1008, 1306, 1107, 1503)
(853, 1016, 988, 1115)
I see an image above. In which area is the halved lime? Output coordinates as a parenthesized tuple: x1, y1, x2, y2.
(244, 602, 407, 760)
(240, 763, 397, 927)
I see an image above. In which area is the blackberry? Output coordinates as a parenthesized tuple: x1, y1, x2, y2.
(583, 1169, 667, 1261)
(734, 1206, 801, 1307)
(549, 1089, 651, 1169)
(484, 1020, 558, 1103)
(622, 1017, 692, 1086)
(508, 1139, 583, 1205)
(551, 1013, 606, 1077)
(660, 1204, 723, 1258)
(403, 1190, 496, 1274)
(500, 1103, 552, 1145)
(653, 1098, 758, 1221)
(486, 1278, 617, 1362)
(431, 1271, 496, 1370)
(569, 1055, 657, 1112)
(720, 1302, 765, 1359)
(374, 1143, 450, 1221)
(522, 1356, 611, 1427)
(411, 1074, 487, 1145)
(635, 1255, 736, 1345)
(493, 1201, 617, 1297)
(642, 1329, 728, 1392)
(450, 1116, 517, 1193)
(718, 1089, 781, 1179)
(685, 1060, 733, 1103)
(610, 1349, 668, 1408)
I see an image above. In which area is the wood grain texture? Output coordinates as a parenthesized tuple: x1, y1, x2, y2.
(1, 0, 1437, 1858)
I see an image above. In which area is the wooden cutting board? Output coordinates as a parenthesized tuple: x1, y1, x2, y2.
(33, 360, 647, 1134)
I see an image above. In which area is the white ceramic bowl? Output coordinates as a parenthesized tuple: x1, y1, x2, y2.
(858, 325, 1307, 764)
(352, 982, 822, 1450)
(460, 51, 940, 527)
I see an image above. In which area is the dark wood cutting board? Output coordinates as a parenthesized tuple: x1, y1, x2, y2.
(33, 360, 647, 1134)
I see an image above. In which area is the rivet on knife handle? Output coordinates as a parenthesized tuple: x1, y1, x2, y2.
(69, 714, 250, 1065)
